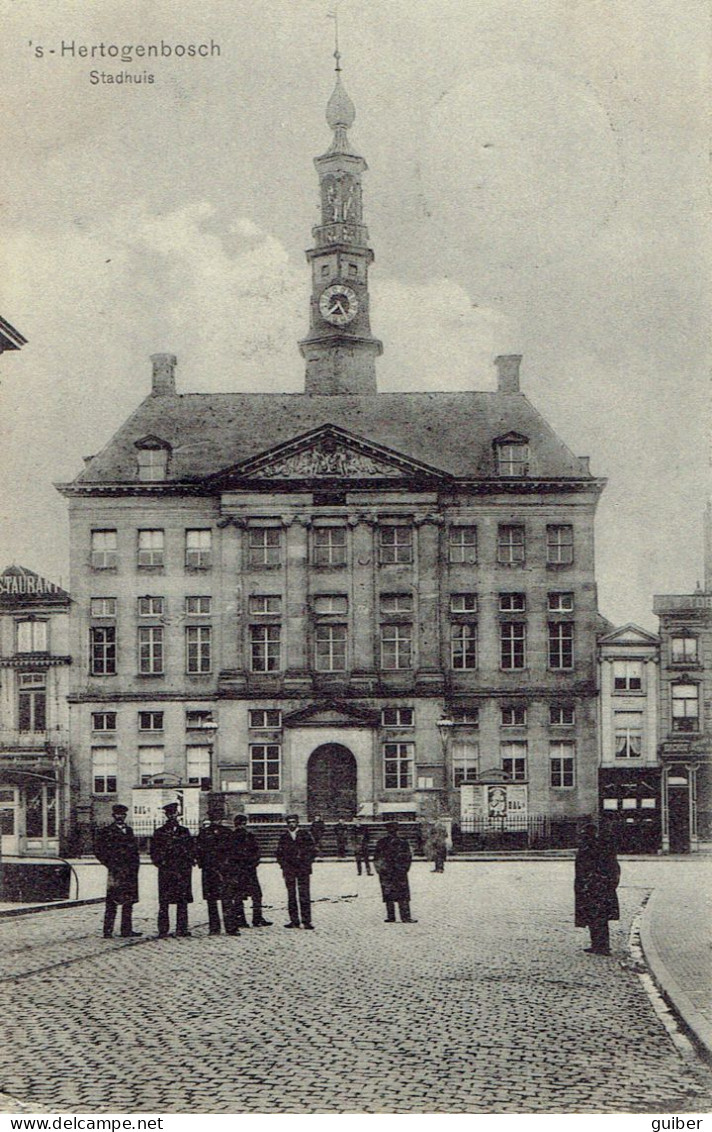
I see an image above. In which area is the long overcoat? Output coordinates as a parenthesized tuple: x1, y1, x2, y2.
(276, 828, 316, 877)
(150, 820, 195, 904)
(194, 822, 234, 901)
(373, 833, 412, 903)
(94, 822, 140, 905)
(574, 840, 621, 926)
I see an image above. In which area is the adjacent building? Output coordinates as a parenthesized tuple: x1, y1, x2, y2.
(57, 61, 608, 841)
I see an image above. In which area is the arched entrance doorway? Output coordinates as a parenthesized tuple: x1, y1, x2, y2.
(307, 744, 357, 821)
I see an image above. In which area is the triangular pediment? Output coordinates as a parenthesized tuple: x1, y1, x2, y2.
(283, 698, 380, 729)
(493, 430, 529, 445)
(209, 425, 450, 485)
(599, 623, 660, 647)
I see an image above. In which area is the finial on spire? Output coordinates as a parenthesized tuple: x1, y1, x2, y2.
(329, 5, 341, 71)
(325, 4, 355, 136)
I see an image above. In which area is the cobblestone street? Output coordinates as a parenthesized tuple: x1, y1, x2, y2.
(1, 859, 711, 1114)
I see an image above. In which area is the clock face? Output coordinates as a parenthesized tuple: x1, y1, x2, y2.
(319, 284, 359, 327)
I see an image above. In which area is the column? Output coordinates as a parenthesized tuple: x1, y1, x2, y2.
(284, 517, 310, 694)
(351, 515, 376, 682)
(415, 515, 444, 692)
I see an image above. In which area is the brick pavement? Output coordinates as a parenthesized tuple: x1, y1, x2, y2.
(1, 859, 711, 1114)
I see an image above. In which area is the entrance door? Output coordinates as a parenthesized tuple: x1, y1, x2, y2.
(668, 786, 690, 853)
(0, 787, 20, 855)
(307, 744, 357, 820)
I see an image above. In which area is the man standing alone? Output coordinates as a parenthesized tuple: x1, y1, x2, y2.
(150, 802, 195, 938)
(276, 814, 316, 929)
(574, 823, 620, 955)
(374, 822, 417, 923)
(94, 803, 141, 938)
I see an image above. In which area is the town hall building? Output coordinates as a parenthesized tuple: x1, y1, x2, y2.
(57, 58, 607, 841)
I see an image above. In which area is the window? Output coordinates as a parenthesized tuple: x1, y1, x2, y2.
(380, 593, 413, 615)
(613, 661, 643, 692)
(550, 741, 575, 787)
(497, 525, 525, 565)
(383, 742, 414, 789)
(314, 595, 348, 615)
(548, 592, 574, 613)
(546, 525, 574, 565)
(92, 747, 117, 794)
(186, 626, 212, 674)
(92, 711, 117, 732)
(380, 624, 412, 669)
(614, 712, 643, 758)
(496, 441, 529, 477)
(91, 598, 117, 618)
(185, 529, 212, 570)
(139, 711, 164, 732)
(139, 746, 165, 785)
(379, 526, 413, 565)
(501, 741, 527, 781)
(448, 526, 477, 565)
(501, 705, 527, 727)
(450, 707, 479, 726)
(137, 447, 168, 482)
(450, 594, 477, 614)
(248, 527, 281, 568)
(451, 623, 477, 670)
(138, 626, 164, 675)
(549, 622, 574, 670)
(500, 622, 526, 669)
(313, 527, 347, 567)
(671, 636, 698, 664)
(18, 673, 46, 732)
(499, 593, 526, 613)
(186, 596, 213, 616)
(186, 710, 215, 729)
(249, 709, 282, 729)
(315, 624, 347, 671)
(381, 707, 414, 727)
(672, 683, 699, 732)
(91, 530, 117, 569)
(137, 529, 164, 568)
(452, 741, 479, 786)
(550, 705, 575, 726)
(91, 626, 116, 676)
(138, 596, 164, 617)
(248, 595, 281, 616)
(186, 746, 212, 790)
(250, 625, 281, 672)
(16, 620, 48, 653)
(250, 744, 281, 791)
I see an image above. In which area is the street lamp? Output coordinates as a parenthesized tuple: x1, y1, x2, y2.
(436, 715, 454, 754)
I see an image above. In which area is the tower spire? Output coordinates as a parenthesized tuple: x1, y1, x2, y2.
(299, 22, 383, 395)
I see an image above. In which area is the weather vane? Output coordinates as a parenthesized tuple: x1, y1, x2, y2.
(327, 2, 344, 72)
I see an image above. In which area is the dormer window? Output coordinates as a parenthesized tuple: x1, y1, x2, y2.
(135, 436, 171, 482)
(494, 433, 529, 477)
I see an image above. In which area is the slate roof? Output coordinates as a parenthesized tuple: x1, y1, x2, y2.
(71, 390, 594, 486)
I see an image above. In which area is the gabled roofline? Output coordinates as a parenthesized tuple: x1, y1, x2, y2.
(598, 622, 661, 645)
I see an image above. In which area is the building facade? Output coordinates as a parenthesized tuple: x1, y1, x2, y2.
(57, 64, 607, 841)
(0, 566, 71, 857)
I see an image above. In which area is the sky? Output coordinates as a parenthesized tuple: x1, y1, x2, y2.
(0, 0, 709, 630)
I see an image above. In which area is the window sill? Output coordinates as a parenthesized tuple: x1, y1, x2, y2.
(136, 673, 166, 679)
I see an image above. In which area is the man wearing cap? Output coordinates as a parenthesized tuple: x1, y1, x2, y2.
(276, 814, 317, 929)
(150, 802, 196, 938)
(231, 814, 272, 928)
(94, 803, 141, 939)
(195, 804, 235, 935)
(373, 822, 417, 923)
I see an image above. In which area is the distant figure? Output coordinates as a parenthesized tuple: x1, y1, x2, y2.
(150, 802, 195, 938)
(195, 806, 235, 935)
(373, 822, 416, 923)
(94, 803, 141, 939)
(334, 820, 348, 858)
(276, 814, 317, 929)
(310, 815, 326, 854)
(232, 814, 272, 927)
(426, 820, 448, 873)
(353, 823, 372, 876)
(574, 823, 620, 955)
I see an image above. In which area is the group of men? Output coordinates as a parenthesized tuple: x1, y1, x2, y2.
(95, 805, 419, 936)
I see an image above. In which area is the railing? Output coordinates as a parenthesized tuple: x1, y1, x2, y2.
(0, 728, 69, 750)
(455, 815, 582, 849)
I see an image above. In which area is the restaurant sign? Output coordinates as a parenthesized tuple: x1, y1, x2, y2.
(0, 568, 69, 607)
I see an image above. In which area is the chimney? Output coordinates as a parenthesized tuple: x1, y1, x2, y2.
(494, 354, 522, 394)
(150, 353, 177, 396)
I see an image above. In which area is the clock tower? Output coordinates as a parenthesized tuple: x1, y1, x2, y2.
(299, 49, 383, 395)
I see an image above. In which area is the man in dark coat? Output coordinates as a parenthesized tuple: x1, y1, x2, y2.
(334, 820, 348, 858)
(94, 803, 141, 938)
(574, 823, 621, 955)
(353, 823, 372, 876)
(374, 822, 417, 923)
(310, 815, 326, 855)
(150, 802, 195, 938)
(276, 814, 317, 929)
(231, 814, 272, 928)
(195, 807, 235, 935)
